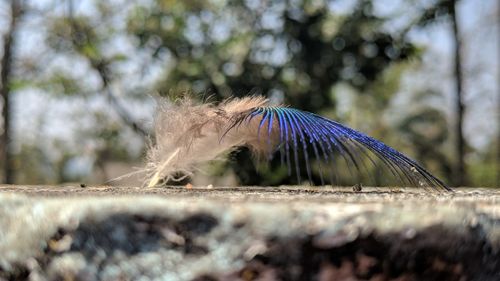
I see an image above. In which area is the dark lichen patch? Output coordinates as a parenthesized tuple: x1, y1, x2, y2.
(208, 224, 500, 281)
(0, 264, 30, 281)
(31, 212, 219, 280)
(353, 183, 363, 192)
(179, 213, 219, 235)
(69, 214, 168, 255)
(53, 213, 218, 256)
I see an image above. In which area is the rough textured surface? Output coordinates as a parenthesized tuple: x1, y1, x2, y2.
(0, 185, 499, 281)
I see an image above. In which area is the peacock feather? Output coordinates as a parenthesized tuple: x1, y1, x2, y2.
(145, 96, 450, 191)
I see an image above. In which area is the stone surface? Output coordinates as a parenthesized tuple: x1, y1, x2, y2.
(0, 185, 499, 280)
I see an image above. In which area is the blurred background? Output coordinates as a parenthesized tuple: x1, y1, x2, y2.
(0, 0, 498, 187)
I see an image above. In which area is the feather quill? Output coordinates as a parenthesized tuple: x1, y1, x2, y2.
(145, 96, 450, 191)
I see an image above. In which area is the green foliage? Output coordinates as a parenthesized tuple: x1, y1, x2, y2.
(47, 16, 102, 59)
(399, 105, 452, 180)
(127, 0, 417, 110)
(15, 144, 53, 184)
(40, 71, 83, 96)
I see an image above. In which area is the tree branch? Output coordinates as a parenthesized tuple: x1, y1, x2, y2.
(65, 8, 149, 138)
(451, 0, 468, 186)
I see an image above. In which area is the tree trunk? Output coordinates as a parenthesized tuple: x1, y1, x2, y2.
(0, 0, 22, 184)
(497, 0, 500, 188)
(450, 0, 467, 187)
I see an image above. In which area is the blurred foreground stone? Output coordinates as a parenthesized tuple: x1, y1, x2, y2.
(0, 185, 499, 281)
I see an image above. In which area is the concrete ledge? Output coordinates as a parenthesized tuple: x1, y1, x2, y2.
(0, 186, 499, 280)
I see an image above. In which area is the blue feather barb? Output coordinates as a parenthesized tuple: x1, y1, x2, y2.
(227, 106, 451, 191)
